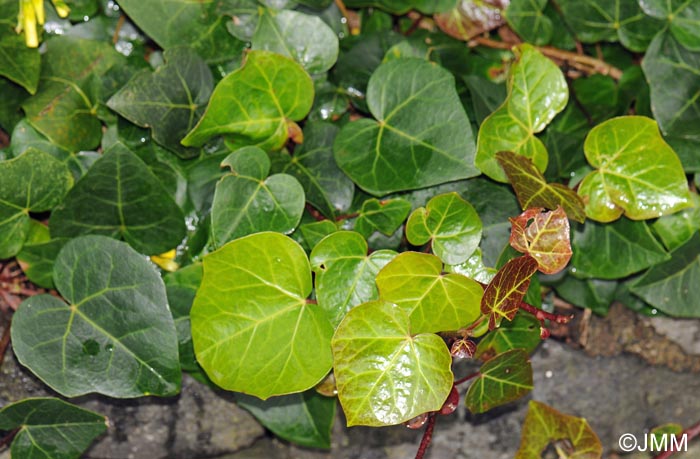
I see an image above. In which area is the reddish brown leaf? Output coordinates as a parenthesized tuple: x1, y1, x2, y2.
(509, 207, 573, 274)
(450, 338, 476, 359)
(434, 0, 509, 41)
(480, 256, 538, 330)
(496, 151, 586, 223)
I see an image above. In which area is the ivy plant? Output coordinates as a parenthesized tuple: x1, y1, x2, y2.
(1, 0, 700, 458)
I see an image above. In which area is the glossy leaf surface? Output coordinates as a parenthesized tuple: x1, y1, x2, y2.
(506, 0, 552, 45)
(332, 300, 453, 426)
(465, 349, 533, 413)
(640, 0, 700, 50)
(353, 198, 411, 239)
(509, 207, 572, 274)
(474, 313, 541, 360)
(481, 255, 538, 329)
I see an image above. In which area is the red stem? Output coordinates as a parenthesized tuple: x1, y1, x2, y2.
(414, 412, 437, 459)
(334, 212, 359, 222)
(454, 372, 480, 386)
(653, 421, 700, 459)
(0, 427, 19, 449)
(305, 204, 326, 222)
(519, 302, 573, 324)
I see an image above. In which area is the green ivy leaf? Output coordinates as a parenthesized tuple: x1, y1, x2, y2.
(107, 47, 213, 159)
(334, 58, 478, 195)
(210, 146, 305, 247)
(481, 255, 539, 329)
(642, 30, 700, 140)
(578, 116, 691, 222)
(476, 44, 568, 182)
(445, 248, 497, 284)
(557, 0, 663, 51)
(465, 349, 533, 413)
(506, 0, 553, 45)
(652, 194, 700, 250)
(376, 252, 483, 333)
(50, 143, 186, 255)
(299, 220, 339, 250)
(310, 231, 397, 328)
(16, 237, 69, 289)
(270, 122, 354, 219)
(11, 235, 182, 397)
(332, 300, 453, 426)
(515, 400, 603, 459)
(115, 0, 245, 64)
(571, 218, 669, 279)
(496, 150, 586, 223)
(353, 198, 411, 238)
(631, 232, 700, 317)
(474, 313, 541, 360)
(21, 36, 124, 152)
(0, 398, 107, 459)
(640, 0, 700, 50)
(235, 390, 336, 449)
(0, 149, 73, 259)
(191, 232, 333, 398)
(553, 276, 618, 315)
(0, 28, 40, 94)
(509, 207, 572, 275)
(406, 192, 482, 265)
(181, 50, 314, 151)
(253, 8, 339, 73)
(164, 264, 203, 373)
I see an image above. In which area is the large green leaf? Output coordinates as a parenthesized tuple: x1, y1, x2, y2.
(235, 391, 336, 449)
(553, 276, 618, 315)
(181, 50, 314, 151)
(0, 149, 73, 259)
(332, 300, 453, 426)
(107, 47, 213, 158)
(210, 146, 305, 247)
(557, 0, 663, 51)
(506, 0, 552, 45)
(465, 349, 533, 413)
(21, 36, 124, 152)
(376, 252, 483, 333)
(0, 27, 40, 94)
(640, 0, 700, 50)
(571, 218, 669, 279)
(515, 400, 602, 459)
(474, 312, 541, 360)
(631, 232, 700, 317)
(578, 116, 691, 222)
(406, 192, 483, 265)
(642, 30, 700, 140)
(334, 58, 478, 195)
(191, 232, 333, 398)
(11, 236, 181, 397)
(310, 231, 396, 328)
(253, 8, 339, 74)
(475, 44, 568, 182)
(270, 122, 353, 219)
(50, 143, 186, 255)
(0, 398, 107, 459)
(114, 0, 245, 64)
(652, 194, 700, 250)
(353, 198, 411, 238)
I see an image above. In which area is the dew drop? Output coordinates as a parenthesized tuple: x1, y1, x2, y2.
(105, 343, 114, 352)
(545, 370, 553, 378)
(82, 339, 100, 356)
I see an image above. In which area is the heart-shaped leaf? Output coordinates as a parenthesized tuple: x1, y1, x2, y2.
(16, 237, 69, 289)
(481, 255, 538, 329)
(496, 150, 585, 223)
(299, 220, 339, 250)
(353, 198, 411, 238)
(474, 312, 541, 360)
(310, 231, 397, 328)
(270, 122, 354, 219)
(406, 192, 482, 265)
(252, 8, 339, 74)
(181, 50, 314, 151)
(332, 300, 453, 426)
(11, 235, 181, 397)
(0, 149, 73, 259)
(445, 248, 497, 284)
(107, 46, 213, 158)
(475, 44, 568, 182)
(0, 398, 107, 459)
(640, 0, 700, 51)
(334, 58, 479, 195)
(376, 252, 483, 333)
(50, 143, 186, 255)
(210, 146, 305, 247)
(465, 349, 533, 413)
(515, 401, 603, 459)
(509, 207, 572, 274)
(191, 232, 333, 399)
(0, 28, 40, 94)
(578, 116, 691, 222)
(571, 217, 669, 279)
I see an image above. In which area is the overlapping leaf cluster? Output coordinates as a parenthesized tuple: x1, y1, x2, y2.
(1, 0, 699, 457)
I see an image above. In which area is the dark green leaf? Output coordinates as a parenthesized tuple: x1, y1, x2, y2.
(0, 398, 107, 459)
(652, 194, 700, 250)
(465, 349, 533, 413)
(107, 47, 213, 158)
(16, 237, 69, 289)
(0, 27, 40, 93)
(506, 0, 552, 45)
(353, 198, 411, 238)
(553, 275, 618, 315)
(11, 235, 182, 397)
(164, 264, 203, 373)
(640, 0, 700, 50)
(50, 143, 187, 255)
(334, 58, 478, 195)
(474, 313, 541, 359)
(210, 146, 305, 247)
(343, 0, 456, 14)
